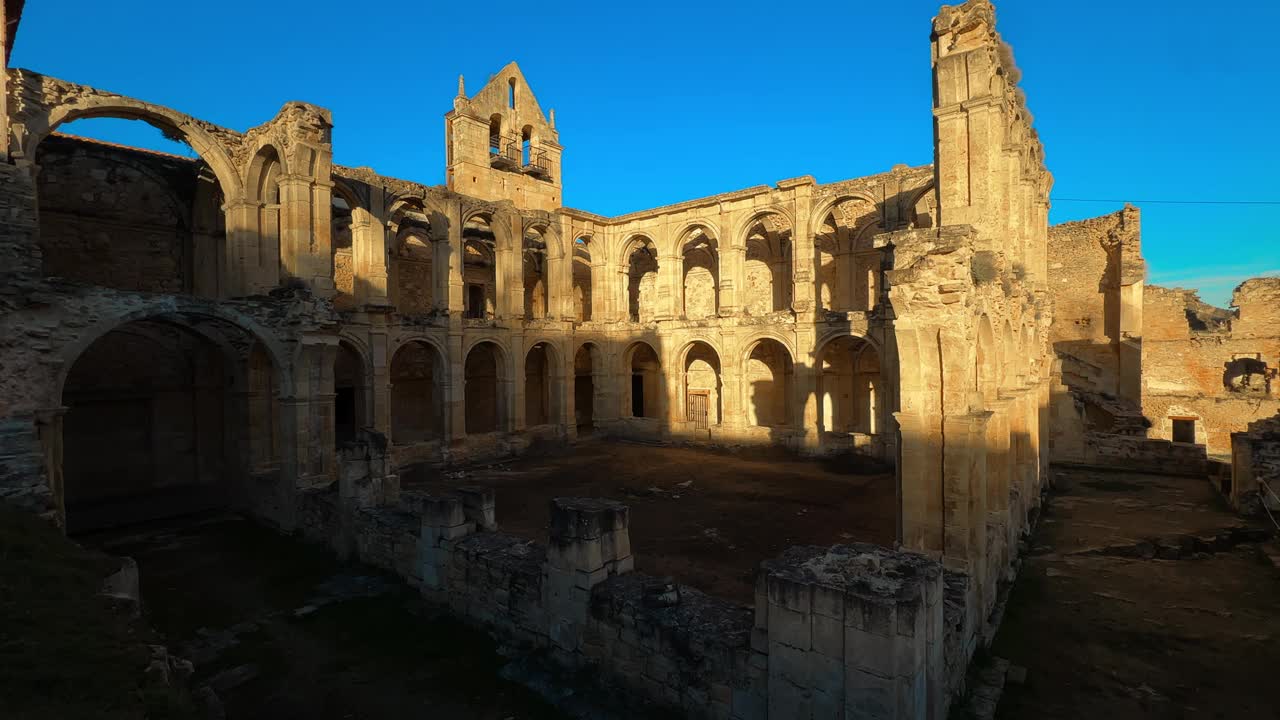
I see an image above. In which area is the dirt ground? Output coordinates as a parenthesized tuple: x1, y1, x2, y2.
(991, 467, 1280, 720)
(402, 439, 897, 604)
(84, 515, 563, 720)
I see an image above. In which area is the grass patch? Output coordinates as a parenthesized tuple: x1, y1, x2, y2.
(0, 507, 195, 720)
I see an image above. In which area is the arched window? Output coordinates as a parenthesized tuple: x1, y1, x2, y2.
(489, 114, 503, 156)
(521, 125, 532, 167)
(508, 78, 516, 109)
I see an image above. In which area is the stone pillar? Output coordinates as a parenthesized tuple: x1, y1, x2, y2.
(308, 178, 336, 297)
(369, 318, 391, 437)
(336, 429, 398, 558)
(720, 337, 745, 431)
(543, 498, 634, 658)
(588, 253, 607, 322)
(413, 495, 475, 597)
(942, 411, 991, 643)
(338, 429, 398, 510)
(448, 332, 467, 441)
(277, 175, 313, 286)
(222, 200, 264, 297)
(446, 205, 465, 316)
(759, 544, 945, 720)
(351, 210, 387, 304)
(456, 485, 497, 531)
(660, 253, 681, 321)
(721, 245, 744, 315)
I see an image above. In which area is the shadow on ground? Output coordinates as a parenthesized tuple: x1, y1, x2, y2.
(992, 466, 1280, 720)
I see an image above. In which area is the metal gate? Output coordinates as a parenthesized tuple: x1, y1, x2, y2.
(687, 391, 710, 431)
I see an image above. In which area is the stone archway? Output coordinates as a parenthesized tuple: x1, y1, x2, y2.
(681, 341, 722, 430)
(744, 338, 795, 427)
(465, 341, 507, 434)
(389, 340, 446, 445)
(57, 313, 279, 532)
(524, 342, 560, 427)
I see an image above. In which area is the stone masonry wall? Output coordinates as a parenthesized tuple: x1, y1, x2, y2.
(326, 456, 958, 720)
(36, 134, 201, 294)
(1142, 283, 1280, 456)
(1230, 412, 1280, 511)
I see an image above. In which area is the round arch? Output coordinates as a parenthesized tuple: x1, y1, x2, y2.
(815, 333, 883, 437)
(389, 338, 448, 445)
(809, 192, 880, 232)
(54, 306, 292, 403)
(742, 335, 796, 428)
(679, 339, 723, 429)
(622, 340, 663, 420)
(27, 98, 244, 199)
(733, 207, 796, 249)
(57, 311, 283, 531)
(465, 340, 510, 434)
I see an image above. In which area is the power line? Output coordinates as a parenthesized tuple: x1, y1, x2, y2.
(1052, 197, 1280, 206)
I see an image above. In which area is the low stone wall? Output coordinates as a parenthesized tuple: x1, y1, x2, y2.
(1078, 431, 1210, 476)
(327, 435, 965, 719)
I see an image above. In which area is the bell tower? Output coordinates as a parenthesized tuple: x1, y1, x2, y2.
(445, 62, 563, 211)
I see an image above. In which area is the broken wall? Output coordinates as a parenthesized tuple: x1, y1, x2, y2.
(36, 135, 210, 294)
(1141, 282, 1280, 456)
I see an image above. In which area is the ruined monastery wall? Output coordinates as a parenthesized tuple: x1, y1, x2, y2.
(0, 1, 1063, 717)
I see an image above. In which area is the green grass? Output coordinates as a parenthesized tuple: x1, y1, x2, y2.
(0, 507, 196, 720)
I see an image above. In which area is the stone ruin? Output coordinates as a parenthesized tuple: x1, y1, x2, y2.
(2, 0, 1273, 717)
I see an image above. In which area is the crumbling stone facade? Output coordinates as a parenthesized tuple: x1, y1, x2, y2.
(1047, 203, 1280, 465)
(0, 1, 1057, 717)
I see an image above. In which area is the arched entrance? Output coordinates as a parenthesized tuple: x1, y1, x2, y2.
(623, 236, 658, 323)
(463, 215, 497, 319)
(59, 315, 277, 532)
(682, 342, 722, 430)
(745, 338, 794, 427)
(743, 214, 793, 315)
(466, 342, 507, 434)
(389, 340, 445, 445)
(680, 226, 719, 320)
(813, 197, 883, 313)
(334, 342, 367, 444)
(625, 342, 662, 419)
(818, 336, 881, 436)
(524, 342, 559, 427)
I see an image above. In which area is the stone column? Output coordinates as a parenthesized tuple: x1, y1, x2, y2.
(542, 498, 634, 660)
(759, 544, 945, 720)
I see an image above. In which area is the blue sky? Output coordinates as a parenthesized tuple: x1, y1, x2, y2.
(13, 0, 1277, 307)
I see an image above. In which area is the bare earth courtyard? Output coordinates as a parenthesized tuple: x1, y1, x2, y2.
(403, 440, 896, 603)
